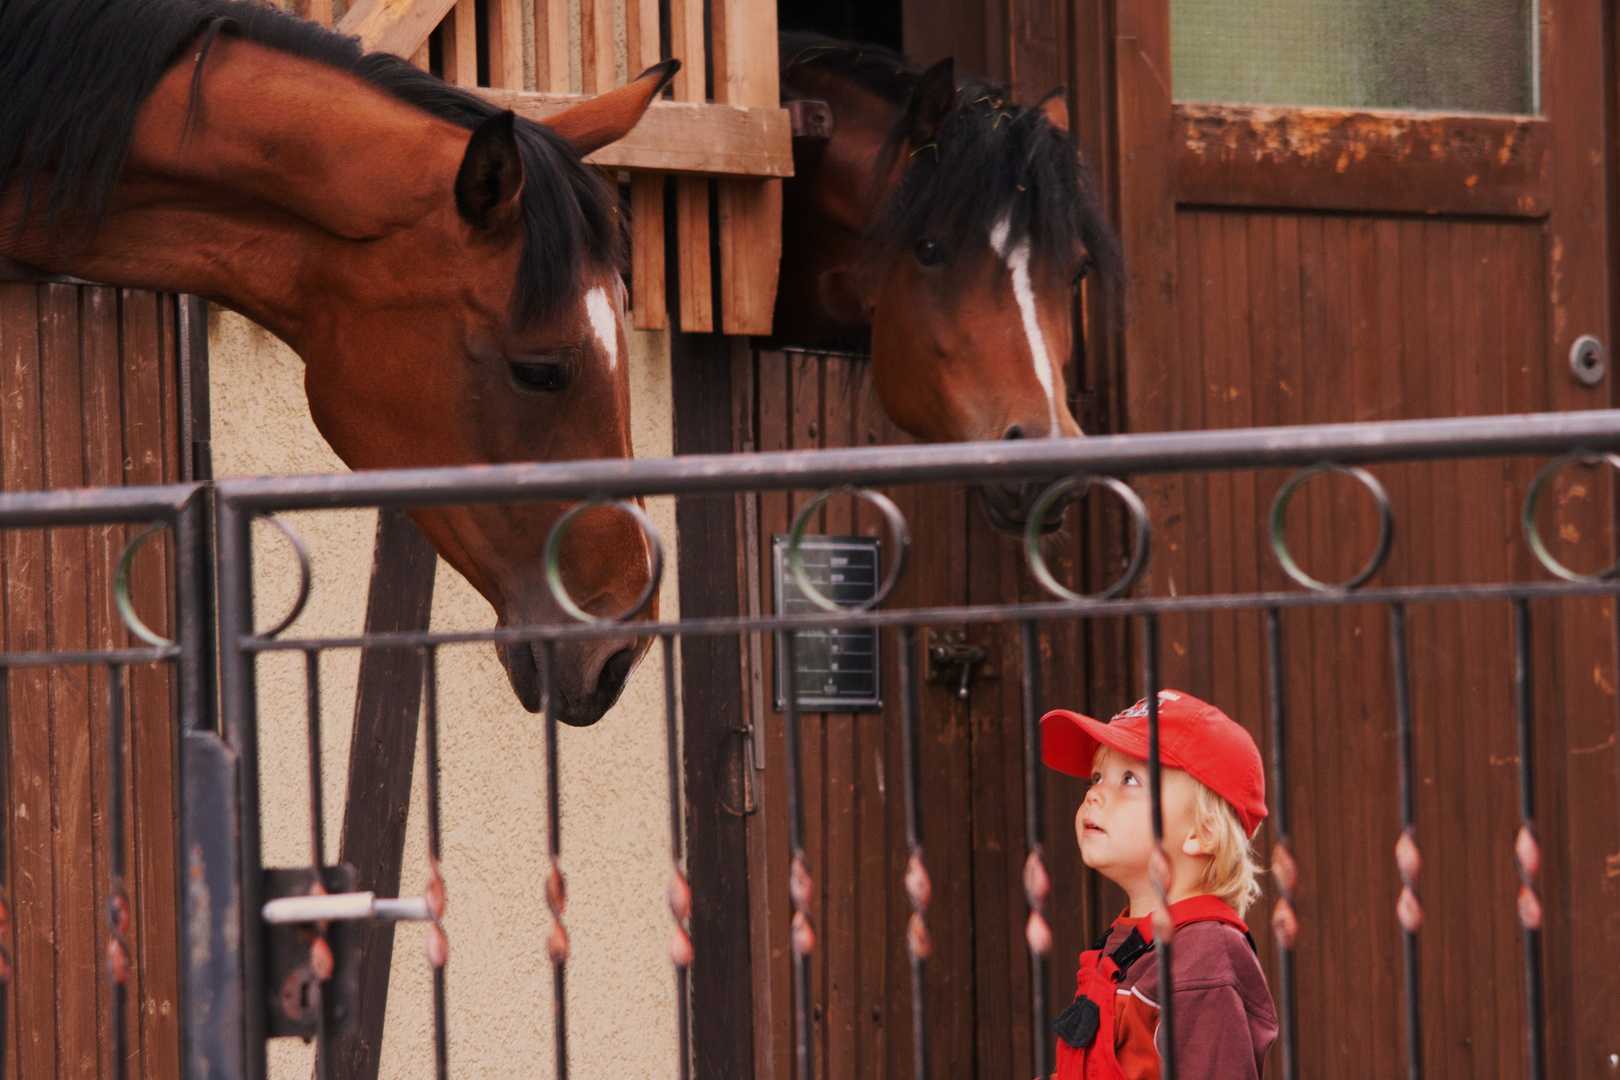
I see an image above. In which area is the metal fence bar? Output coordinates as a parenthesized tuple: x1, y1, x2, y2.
(106, 665, 131, 1080)
(1019, 619, 1051, 1079)
(660, 635, 692, 1080)
(897, 625, 930, 1080)
(779, 630, 816, 1080)
(539, 641, 568, 1080)
(1511, 600, 1547, 1080)
(1389, 604, 1424, 1080)
(1141, 615, 1175, 1080)
(421, 648, 449, 1080)
(305, 650, 325, 868)
(1264, 608, 1299, 1080)
(208, 410, 1620, 512)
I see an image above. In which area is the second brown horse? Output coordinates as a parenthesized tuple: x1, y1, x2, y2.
(776, 34, 1122, 530)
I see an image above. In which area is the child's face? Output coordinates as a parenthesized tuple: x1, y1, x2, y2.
(1076, 747, 1200, 883)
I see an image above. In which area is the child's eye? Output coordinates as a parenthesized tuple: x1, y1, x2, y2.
(1089, 773, 1102, 784)
(1122, 772, 1140, 786)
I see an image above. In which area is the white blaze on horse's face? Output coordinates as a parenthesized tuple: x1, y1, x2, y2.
(989, 212, 1061, 438)
(586, 285, 619, 371)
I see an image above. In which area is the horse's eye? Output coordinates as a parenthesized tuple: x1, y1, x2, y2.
(509, 360, 571, 393)
(913, 238, 944, 267)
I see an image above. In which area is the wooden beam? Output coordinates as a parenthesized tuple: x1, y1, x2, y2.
(321, 510, 438, 1080)
(533, 0, 570, 93)
(1175, 104, 1552, 217)
(710, 0, 782, 335)
(484, 93, 794, 178)
(337, 0, 457, 60)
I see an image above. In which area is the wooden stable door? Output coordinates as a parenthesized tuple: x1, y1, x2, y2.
(1109, 1, 1620, 1078)
(725, 348, 1110, 1080)
(0, 276, 187, 1080)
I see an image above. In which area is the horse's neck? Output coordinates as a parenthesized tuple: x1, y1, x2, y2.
(1, 37, 466, 345)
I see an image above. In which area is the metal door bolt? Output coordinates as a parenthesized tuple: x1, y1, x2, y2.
(1570, 334, 1606, 386)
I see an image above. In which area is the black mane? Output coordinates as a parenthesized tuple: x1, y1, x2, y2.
(0, 0, 621, 327)
(781, 31, 1122, 300)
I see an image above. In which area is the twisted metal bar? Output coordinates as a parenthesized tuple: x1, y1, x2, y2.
(1141, 616, 1176, 1080)
(1024, 475, 1151, 603)
(1018, 620, 1051, 1078)
(786, 486, 910, 613)
(420, 649, 449, 1080)
(1510, 601, 1547, 1080)
(539, 641, 569, 1080)
(1269, 464, 1393, 592)
(542, 498, 665, 623)
(779, 630, 817, 1080)
(660, 636, 693, 1080)
(105, 665, 131, 1080)
(1263, 609, 1299, 1080)
(1389, 605, 1424, 1080)
(896, 626, 931, 1080)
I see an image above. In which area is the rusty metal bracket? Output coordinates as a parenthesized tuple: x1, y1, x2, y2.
(926, 628, 1000, 700)
(786, 99, 833, 140)
(263, 864, 360, 1042)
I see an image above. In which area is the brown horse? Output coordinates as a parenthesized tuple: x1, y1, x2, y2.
(0, 0, 679, 724)
(776, 34, 1122, 530)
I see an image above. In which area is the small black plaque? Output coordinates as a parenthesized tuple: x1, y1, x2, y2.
(772, 534, 883, 712)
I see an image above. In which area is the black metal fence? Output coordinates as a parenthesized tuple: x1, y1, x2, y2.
(2, 409, 1619, 1080)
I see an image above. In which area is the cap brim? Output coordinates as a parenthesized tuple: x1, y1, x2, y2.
(1040, 709, 1152, 776)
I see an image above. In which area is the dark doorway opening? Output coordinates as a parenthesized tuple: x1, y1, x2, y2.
(777, 0, 902, 51)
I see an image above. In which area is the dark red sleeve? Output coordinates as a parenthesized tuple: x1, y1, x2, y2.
(1156, 983, 1268, 1080)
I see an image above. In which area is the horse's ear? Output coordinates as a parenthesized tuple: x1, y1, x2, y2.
(1037, 87, 1069, 134)
(541, 59, 682, 156)
(456, 111, 525, 232)
(900, 58, 957, 148)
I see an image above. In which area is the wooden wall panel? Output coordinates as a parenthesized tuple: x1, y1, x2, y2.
(0, 284, 182, 1080)
(1128, 207, 1612, 1080)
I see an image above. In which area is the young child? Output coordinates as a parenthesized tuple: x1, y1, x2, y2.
(1040, 689, 1277, 1080)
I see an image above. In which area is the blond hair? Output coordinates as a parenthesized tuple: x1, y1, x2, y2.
(1093, 745, 1262, 917)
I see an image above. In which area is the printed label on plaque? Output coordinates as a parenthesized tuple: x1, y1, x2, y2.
(772, 534, 883, 712)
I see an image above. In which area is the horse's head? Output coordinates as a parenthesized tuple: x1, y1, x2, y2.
(779, 43, 1122, 532)
(296, 63, 680, 725)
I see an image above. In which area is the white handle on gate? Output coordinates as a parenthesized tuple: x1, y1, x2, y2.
(262, 891, 433, 924)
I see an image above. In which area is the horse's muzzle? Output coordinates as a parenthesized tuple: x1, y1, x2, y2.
(496, 637, 643, 725)
(977, 480, 1065, 536)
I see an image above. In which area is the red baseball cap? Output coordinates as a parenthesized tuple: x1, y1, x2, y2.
(1041, 690, 1268, 837)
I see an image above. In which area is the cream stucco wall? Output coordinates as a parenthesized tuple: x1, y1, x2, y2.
(208, 310, 681, 1079)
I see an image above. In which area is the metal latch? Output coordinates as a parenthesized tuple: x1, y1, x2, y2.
(263, 865, 363, 1041)
(926, 628, 999, 700)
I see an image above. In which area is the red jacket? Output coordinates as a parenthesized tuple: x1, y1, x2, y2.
(1052, 896, 1277, 1080)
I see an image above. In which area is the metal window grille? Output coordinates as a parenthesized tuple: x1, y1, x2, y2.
(1, 408, 1616, 1080)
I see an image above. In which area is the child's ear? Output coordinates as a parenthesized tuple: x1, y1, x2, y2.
(1182, 827, 1213, 858)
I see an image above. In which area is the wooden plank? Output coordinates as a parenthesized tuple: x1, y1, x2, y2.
(485, 0, 524, 90)
(579, 0, 616, 95)
(675, 181, 714, 334)
(718, 180, 782, 335)
(449, 0, 477, 88)
(323, 509, 437, 1080)
(1, 283, 57, 1080)
(670, 332, 756, 1080)
(630, 176, 668, 331)
(79, 286, 124, 1080)
(1176, 105, 1551, 218)
(37, 285, 98, 1080)
(487, 93, 795, 178)
(121, 290, 181, 1080)
(337, 0, 457, 59)
(532, 0, 570, 94)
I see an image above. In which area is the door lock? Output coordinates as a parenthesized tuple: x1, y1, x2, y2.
(926, 629, 999, 700)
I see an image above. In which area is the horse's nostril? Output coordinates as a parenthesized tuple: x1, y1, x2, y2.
(593, 648, 636, 710)
(1003, 424, 1026, 440)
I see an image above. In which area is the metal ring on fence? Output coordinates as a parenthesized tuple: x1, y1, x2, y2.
(255, 514, 313, 639)
(1023, 476, 1151, 602)
(1521, 452, 1620, 582)
(543, 498, 665, 623)
(1268, 463, 1393, 592)
(115, 522, 175, 648)
(786, 487, 910, 613)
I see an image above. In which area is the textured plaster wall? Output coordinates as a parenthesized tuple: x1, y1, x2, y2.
(208, 310, 680, 1079)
